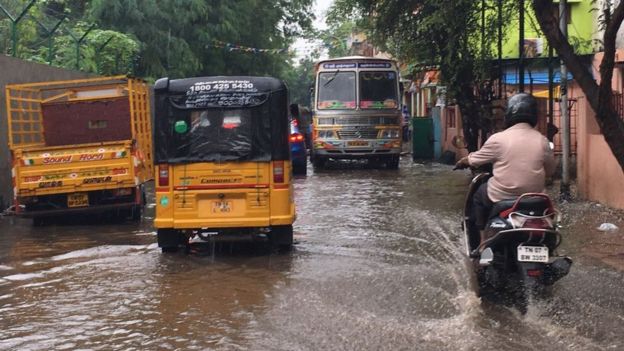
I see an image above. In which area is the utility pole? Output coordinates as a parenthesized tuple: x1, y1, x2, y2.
(560, 0, 571, 199)
(518, 0, 525, 92)
(547, 45, 554, 141)
(497, 0, 503, 98)
(0, 0, 37, 57)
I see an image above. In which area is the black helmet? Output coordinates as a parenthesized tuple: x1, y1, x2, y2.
(505, 93, 538, 128)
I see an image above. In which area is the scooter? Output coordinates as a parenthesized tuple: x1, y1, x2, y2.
(462, 171, 572, 309)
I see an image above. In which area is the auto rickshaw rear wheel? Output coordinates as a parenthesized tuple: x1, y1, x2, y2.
(157, 228, 185, 253)
(270, 225, 293, 251)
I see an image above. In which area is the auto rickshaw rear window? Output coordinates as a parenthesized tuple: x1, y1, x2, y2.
(154, 76, 289, 164)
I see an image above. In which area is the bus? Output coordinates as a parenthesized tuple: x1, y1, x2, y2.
(311, 56, 402, 169)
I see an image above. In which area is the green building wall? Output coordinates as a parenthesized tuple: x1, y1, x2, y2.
(501, 0, 595, 59)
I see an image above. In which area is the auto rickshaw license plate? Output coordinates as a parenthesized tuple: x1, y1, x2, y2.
(67, 193, 89, 208)
(517, 246, 549, 262)
(212, 200, 232, 213)
(348, 140, 368, 147)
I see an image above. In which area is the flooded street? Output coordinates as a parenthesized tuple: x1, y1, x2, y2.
(1, 159, 623, 350)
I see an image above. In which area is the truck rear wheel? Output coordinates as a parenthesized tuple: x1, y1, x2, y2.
(130, 187, 146, 222)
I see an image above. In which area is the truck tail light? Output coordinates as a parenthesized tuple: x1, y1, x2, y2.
(158, 165, 169, 187)
(273, 161, 284, 183)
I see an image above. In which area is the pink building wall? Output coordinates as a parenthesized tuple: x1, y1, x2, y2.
(575, 50, 624, 209)
(576, 98, 624, 208)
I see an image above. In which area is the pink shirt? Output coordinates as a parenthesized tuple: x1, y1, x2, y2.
(468, 123, 556, 202)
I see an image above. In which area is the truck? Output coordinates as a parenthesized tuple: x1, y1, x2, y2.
(5, 76, 153, 224)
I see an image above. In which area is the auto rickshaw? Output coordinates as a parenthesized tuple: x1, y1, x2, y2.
(152, 76, 296, 253)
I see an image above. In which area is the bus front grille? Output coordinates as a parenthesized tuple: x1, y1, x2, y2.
(338, 128, 378, 139)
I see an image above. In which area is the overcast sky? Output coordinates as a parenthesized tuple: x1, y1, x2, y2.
(292, 0, 335, 61)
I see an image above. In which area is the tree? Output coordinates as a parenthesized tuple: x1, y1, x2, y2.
(532, 0, 624, 170)
(87, 0, 314, 80)
(44, 26, 140, 74)
(329, 0, 518, 152)
(320, 20, 356, 58)
(282, 56, 317, 106)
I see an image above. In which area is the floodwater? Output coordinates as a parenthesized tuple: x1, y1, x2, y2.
(1, 159, 623, 350)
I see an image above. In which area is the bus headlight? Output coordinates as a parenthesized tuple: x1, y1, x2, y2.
(379, 129, 400, 139)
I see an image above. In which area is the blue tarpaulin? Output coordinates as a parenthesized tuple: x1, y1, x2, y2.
(503, 70, 574, 85)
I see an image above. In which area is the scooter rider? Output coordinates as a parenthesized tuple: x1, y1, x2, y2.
(455, 93, 556, 247)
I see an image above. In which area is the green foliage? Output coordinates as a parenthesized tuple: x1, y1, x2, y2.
(0, 0, 44, 58)
(282, 56, 317, 106)
(1, 0, 315, 85)
(44, 26, 140, 74)
(320, 20, 356, 58)
(87, 0, 314, 80)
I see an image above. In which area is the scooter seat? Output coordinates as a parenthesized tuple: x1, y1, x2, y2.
(489, 196, 552, 218)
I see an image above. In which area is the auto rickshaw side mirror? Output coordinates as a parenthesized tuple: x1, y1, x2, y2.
(174, 120, 188, 134)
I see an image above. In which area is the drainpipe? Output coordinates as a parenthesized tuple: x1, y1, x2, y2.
(560, 0, 571, 199)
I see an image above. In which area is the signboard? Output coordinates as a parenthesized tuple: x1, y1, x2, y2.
(358, 62, 392, 68)
(170, 79, 271, 109)
(322, 63, 357, 69)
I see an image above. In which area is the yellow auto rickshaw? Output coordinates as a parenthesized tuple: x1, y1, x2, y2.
(153, 76, 295, 252)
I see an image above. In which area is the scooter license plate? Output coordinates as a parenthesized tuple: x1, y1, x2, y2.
(517, 246, 549, 262)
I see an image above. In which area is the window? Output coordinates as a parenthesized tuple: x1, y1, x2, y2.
(359, 71, 398, 109)
(317, 72, 356, 109)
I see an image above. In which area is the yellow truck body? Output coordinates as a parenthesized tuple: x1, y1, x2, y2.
(5, 76, 153, 219)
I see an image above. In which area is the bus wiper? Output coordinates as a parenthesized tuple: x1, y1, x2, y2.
(323, 70, 340, 87)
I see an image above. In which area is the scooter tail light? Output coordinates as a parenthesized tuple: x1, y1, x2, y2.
(158, 165, 169, 187)
(527, 269, 543, 277)
(273, 161, 284, 183)
(523, 218, 550, 229)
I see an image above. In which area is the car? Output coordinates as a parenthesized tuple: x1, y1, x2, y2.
(290, 118, 308, 175)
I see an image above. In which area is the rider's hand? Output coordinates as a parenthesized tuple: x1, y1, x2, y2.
(454, 156, 470, 170)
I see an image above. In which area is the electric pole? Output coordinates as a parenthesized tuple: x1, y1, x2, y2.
(560, 0, 571, 199)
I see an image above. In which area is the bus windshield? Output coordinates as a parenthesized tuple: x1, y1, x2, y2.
(359, 71, 398, 109)
(317, 71, 356, 110)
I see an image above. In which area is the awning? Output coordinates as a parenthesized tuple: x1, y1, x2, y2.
(532, 86, 560, 99)
(503, 69, 573, 85)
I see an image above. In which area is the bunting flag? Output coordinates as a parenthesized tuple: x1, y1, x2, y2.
(209, 40, 293, 54)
